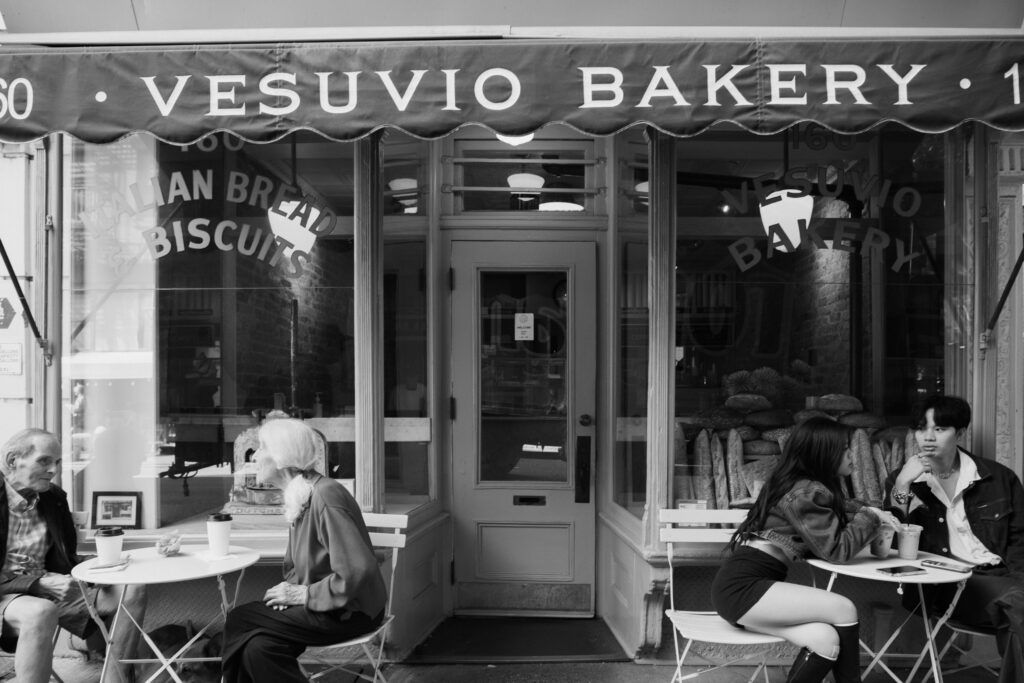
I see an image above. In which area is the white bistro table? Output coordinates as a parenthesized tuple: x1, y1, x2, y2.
(71, 544, 261, 683)
(807, 549, 971, 683)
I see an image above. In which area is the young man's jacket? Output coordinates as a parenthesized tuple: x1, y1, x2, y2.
(884, 451, 1024, 576)
(0, 476, 81, 595)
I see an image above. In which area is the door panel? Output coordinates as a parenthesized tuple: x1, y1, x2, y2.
(451, 240, 596, 615)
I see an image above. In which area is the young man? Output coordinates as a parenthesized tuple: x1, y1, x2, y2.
(885, 395, 1024, 649)
(0, 428, 146, 683)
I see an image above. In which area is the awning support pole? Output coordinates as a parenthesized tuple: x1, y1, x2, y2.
(0, 235, 51, 365)
(980, 232, 1024, 353)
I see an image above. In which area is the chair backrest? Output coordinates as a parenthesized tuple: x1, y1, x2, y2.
(658, 507, 749, 612)
(362, 512, 409, 620)
(658, 507, 749, 545)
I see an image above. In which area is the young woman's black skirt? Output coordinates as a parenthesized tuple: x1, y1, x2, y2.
(710, 545, 788, 626)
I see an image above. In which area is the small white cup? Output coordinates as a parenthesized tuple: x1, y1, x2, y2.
(897, 524, 924, 560)
(94, 527, 124, 565)
(207, 513, 232, 558)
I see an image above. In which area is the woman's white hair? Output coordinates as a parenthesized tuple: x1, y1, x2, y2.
(258, 418, 323, 523)
(259, 418, 321, 471)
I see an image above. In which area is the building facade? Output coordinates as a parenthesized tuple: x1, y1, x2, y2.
(1, 17, 1023, 658)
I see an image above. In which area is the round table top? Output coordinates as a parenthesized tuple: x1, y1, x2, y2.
(807, 549, 972, 585)
(71, 545, 261, 586)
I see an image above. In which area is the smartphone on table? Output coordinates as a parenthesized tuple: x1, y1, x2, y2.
(920, 559, 972, 573)
(876, 565, 926, 576)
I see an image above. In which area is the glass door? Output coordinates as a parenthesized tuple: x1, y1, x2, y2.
(450, 240, 596, 615)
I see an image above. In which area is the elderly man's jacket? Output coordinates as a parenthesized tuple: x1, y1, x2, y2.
(0, 476, 81, 595)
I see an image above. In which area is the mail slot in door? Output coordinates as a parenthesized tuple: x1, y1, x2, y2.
(513, 495, 547, 506)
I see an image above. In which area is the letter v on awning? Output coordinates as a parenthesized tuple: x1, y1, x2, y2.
(2, 38, 1024, 144)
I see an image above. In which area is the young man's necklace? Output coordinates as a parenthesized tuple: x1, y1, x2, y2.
(935, 461, 960, 480)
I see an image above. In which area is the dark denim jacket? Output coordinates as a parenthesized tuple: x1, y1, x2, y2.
(0, 476, 80, 596)
(884, 451, 1024, 574)
(757, 479, 881, 564)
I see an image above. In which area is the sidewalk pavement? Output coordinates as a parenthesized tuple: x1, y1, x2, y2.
(1, 653, 998, 683)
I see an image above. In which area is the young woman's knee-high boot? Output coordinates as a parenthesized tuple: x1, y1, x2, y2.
(786, 647, 836, 683)
(831, 623, 862, 683)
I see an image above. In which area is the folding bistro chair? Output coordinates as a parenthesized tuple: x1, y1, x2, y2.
(935, 618, 1000, 679)
(907, 617, 1001, 681)
(659, 507, 785, 683)
(298, 512, 409, 683)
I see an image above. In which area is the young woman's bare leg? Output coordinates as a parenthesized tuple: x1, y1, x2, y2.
(737, 582, 861, 683)
(737, 581, 857, 654)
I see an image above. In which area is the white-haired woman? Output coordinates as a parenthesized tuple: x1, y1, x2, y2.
(221, 418, 387, 683)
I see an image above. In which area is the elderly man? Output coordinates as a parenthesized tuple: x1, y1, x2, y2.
(0, 428, 146, 683)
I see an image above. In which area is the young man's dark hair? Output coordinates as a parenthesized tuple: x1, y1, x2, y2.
(913, 395, 971, 431)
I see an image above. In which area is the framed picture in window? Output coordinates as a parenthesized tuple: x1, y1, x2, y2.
(91, 491, 142, 529)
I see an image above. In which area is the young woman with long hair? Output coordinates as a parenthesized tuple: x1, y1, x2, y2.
(711, 417, 900, 683)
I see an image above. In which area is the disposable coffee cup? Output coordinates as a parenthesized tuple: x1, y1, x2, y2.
(896, 523, 923, 560)
(870, 526, 896, 559)
(94, 527, 124, 565)
(207, 513, 233, 558)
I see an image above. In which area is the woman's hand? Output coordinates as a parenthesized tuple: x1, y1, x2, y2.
(865, 506, 901, 528)
(263, 581, 308, 611)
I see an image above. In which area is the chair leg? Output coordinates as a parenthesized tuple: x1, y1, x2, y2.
(49, 627, 67, 683)
(671, 637, 695, 683)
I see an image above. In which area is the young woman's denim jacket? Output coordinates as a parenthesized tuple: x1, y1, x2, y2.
(884, 451, 1024, 576)
(757, 479, 881, 564)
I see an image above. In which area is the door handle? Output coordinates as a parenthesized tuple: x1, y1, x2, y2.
(575, 435, 591, 503)
(578, 414, 593, 427)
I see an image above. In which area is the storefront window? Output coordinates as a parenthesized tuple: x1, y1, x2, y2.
(383, 240, 429, 501)
(383, 131, 427, 217)
(61, 131, 436, 529)
(614, 129, 651, 516)
(381, 132, 431, 506)
(669, 124, 965, 510)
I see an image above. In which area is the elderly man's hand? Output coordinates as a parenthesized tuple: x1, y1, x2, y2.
(33, 572, 74, 601)
(263, 581, 308, 611)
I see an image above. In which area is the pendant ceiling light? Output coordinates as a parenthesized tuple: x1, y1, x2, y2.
(507, 172, 544, 202)
(388, 177, 419, 206)
(496, 133, 535, 146)
(539, 179, 583, 212)
(634, 180, 649, 206)
(538, 201, 584, 212)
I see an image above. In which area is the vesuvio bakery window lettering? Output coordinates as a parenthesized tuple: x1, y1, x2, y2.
(723, 164, 924, 273)
(668, 126, 959, 514)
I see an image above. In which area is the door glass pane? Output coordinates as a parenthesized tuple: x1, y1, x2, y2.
(479, 271, 568, 482)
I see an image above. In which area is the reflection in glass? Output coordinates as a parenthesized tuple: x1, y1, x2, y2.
(614, 241, 649, 515)
(384, 240, 429, 501)
(479, 271, 568, 482)
(669, 125, 959, 510)
(63, 133, 369, 529)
